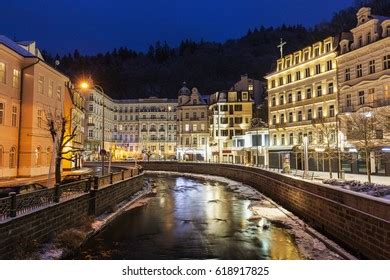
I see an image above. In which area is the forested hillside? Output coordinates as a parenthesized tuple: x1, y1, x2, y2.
(43, 0, 390, 99)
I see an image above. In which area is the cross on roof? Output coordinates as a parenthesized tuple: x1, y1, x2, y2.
(277, 38, 286, 58)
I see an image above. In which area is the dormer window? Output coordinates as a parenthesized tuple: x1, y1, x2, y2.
(325, 42, 332, 52)
(314, 47, 320, 57)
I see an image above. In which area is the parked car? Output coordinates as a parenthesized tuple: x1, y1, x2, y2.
(0, 183, 48, 198)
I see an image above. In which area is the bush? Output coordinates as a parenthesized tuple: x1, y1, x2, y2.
(55, 229, 86, 253)
(322, 179, 390, 198)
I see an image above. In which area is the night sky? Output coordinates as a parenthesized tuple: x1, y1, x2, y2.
(1, 0, 353, 55)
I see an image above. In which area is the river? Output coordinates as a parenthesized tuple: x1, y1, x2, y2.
(77, 173, 302, 260)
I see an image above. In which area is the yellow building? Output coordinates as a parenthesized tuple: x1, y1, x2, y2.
(209, 90, 253, 163)
(0, 35, 77, 178)
(177, 83, 209, 161)
(337, 7, 390, 175)
(265, 37, 338, 171)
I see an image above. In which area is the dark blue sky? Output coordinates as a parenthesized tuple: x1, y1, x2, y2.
(1, 0, 353, 55)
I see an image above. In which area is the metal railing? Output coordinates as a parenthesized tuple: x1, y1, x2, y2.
(0, 166, 141, 222)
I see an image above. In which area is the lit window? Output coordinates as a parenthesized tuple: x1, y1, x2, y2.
(38, 76, 44, 94)
(185, 124, 190, 132)
(248, 84, 253, 91)
(0, 62, 6, 84)
(11, 105, 17, 127)
(12, 69, 20, 88)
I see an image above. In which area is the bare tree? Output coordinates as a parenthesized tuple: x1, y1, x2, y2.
(46, 114, 83, 184)
(311, 120, 338, 178)
(342, 108, 390, 183)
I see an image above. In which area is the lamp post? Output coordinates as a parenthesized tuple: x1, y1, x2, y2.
(336, 113, 342, 179)
(80, 81, 106, 176)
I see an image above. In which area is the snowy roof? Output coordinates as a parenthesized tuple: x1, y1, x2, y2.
(0, 35, 35, 57)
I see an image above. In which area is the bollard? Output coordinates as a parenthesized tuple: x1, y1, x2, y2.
(9, 192, 17, 218)
(93, 176, 99, 190)
(54, 183, 60, 203)
(110, 172, 113, 184)
(121, 170, 125, 180)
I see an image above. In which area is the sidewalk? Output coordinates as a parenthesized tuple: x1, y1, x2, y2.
(0, 167, 94, 188)
(262, 168, 389, 186)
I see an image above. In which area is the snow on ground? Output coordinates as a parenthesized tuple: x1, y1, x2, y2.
(145, 170, 355, 260)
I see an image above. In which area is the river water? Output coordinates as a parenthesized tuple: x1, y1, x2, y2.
(77, 174, 302, 260)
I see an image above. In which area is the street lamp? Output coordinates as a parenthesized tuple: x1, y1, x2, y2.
(79, 80, 107, 176)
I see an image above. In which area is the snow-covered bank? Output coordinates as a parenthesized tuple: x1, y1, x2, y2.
(145, 170, 356, 260)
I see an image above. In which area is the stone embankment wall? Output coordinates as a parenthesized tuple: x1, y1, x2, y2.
(0, 173, 144, 259)
(139, 161, 389, 260)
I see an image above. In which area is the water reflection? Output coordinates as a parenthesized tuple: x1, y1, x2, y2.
(77, 174, 302, 260)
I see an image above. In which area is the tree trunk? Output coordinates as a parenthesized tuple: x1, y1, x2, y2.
(329, 157, 332, 179)
(365, 150, 371, 183)
(55, 156, 61, 184)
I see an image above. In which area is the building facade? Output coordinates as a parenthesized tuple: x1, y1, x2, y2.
(265, 37, 339, 172)
(337, 7, 390, 175)
(177, 84, 209, 161)
(0, 35, 78, 178)
(209, 90, 253, 163)
(84, 91, 177, 161)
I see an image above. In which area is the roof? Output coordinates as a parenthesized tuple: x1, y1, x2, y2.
(0, 35, 35, 57)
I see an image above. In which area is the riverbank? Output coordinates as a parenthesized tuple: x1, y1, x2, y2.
(39, 183, 153, 260)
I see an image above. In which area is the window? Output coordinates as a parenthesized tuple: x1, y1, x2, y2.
(288, 93, 293, 103)
(12, 69, 20, 88)
(279, 95, 284, 105)
(384, 55, 390, 70)
(88, 104, 93, 111)
(9, 147, 16, 169)
(345, 68, 351, 81)
(308, 132, 313, 144)
(37, 109, 43, 128)
(369, 60, 375, 74)
(287, 74, 292, 83)
(271, 80, 275, 88)
(356, 64, 362, 78)
(192, 112, 197, 119)
(318, 132, 323, 144)
(279, 77, 283, 86)
(272, 97, 276, 106)
(193, 137, 197, 145)
(56, 85, 62, 100)
(346, 94, 352, 107)
(0, 62, 5, 84)
(305, 68, 310, 78)
(367, 32, 371, 44)
(306, 88, 312, 99)
(272, 115, 276, 125)
(280, 114, 284, 124)
(234, 104, 242, 111)
(288, 112, 293, 123)
(273, 135, 277, 146)
(281, 134, 285, 145)
(297, 111, 302, 121)
(11, 105, 17, 127)
(289, 133, 294, 145)
(185, 124, 190, 132)
(315, 64, 321, 74)
(328, 82, 334, 94)
(0, 102, 4, 125)
(358, 35, 363, 47)
(317, 85, 322, 97)
(193, 124, 197, 132)
(326, 60, 333, 71)
(304, 51, 309, 61)
(298, 132, 303, 144)
(359, 91, 365, 105)
(35, 146, 43, 167)
(48, 80, 53, 97)
(314, 47, 320, 57)
(201, 112, 205, 118)
(296, 71, 301, 81)
(325, 42, 331, 52)
(38, 76, 44, 94)
(297, 91, 302, 101)
(248, 84, 253, 91)
(307, 109, 312, 120)
(234, 117, 242, 124)
(318, 107, 323, 119)
(329, 105, 335, 117)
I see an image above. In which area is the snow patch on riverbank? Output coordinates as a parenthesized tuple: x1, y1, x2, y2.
(145, 170, 355, 260)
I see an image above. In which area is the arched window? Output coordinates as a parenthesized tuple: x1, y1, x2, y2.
(35, 146, 43, 167)
(47, 147, 52, 167)
(9, 147, 16, 169)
